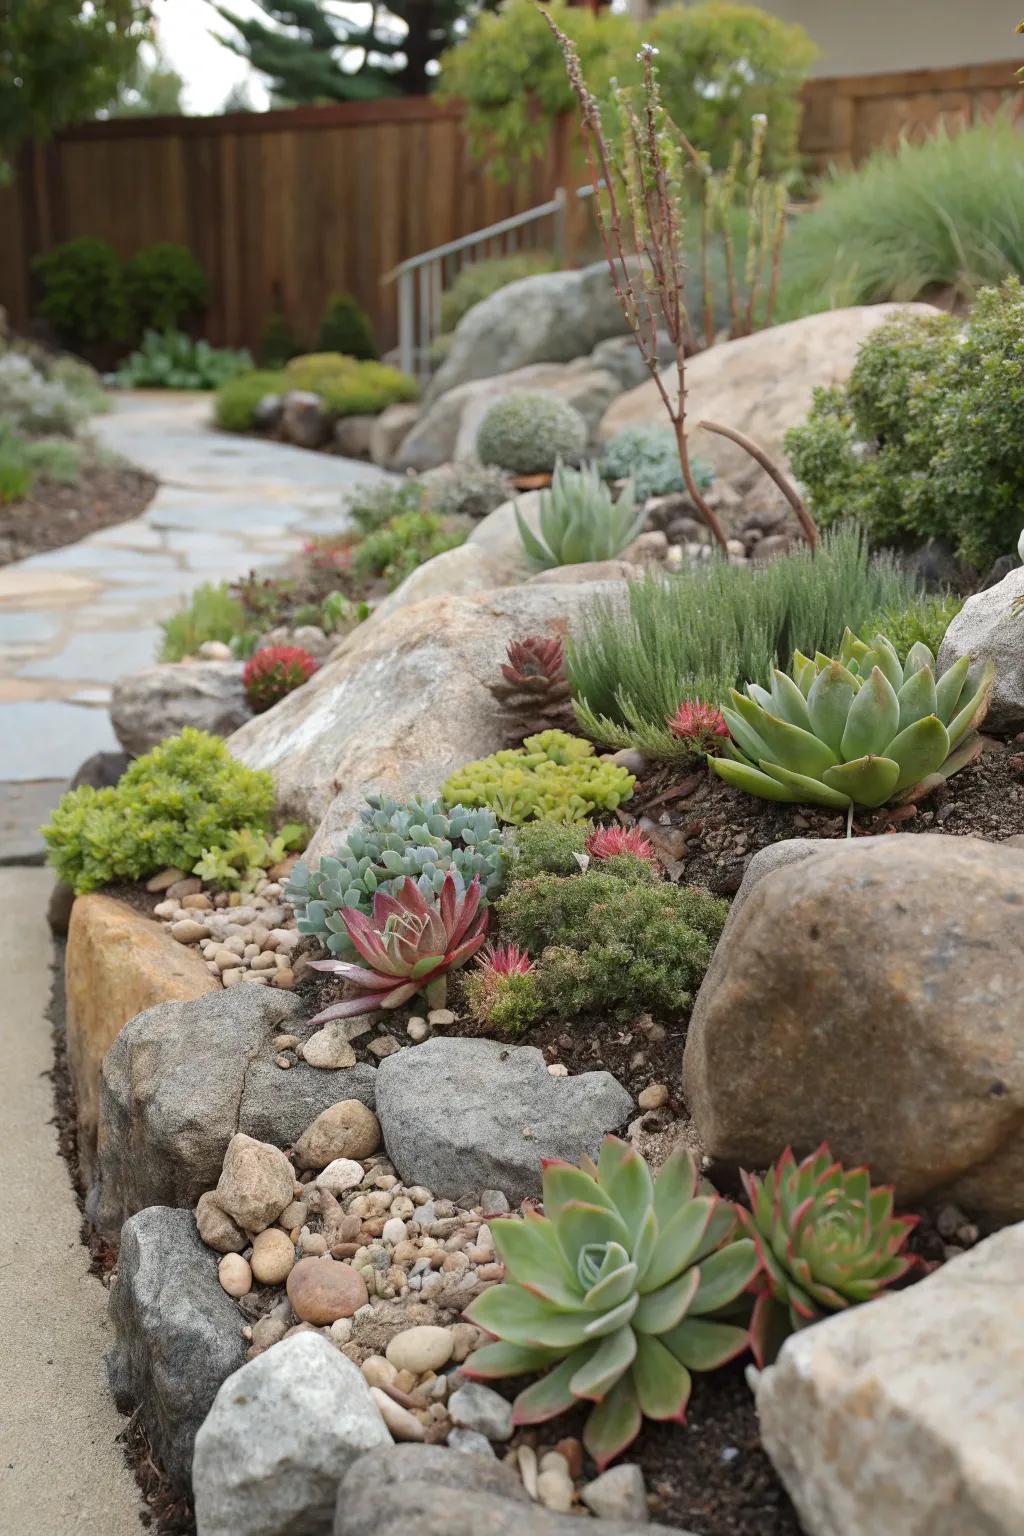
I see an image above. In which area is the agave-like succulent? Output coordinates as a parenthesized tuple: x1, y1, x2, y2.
(307, 871, 488, 1022)
(462, 1137, 759, 1468)
(584, 825, 657, 863)
(710, 630, 993, 809)
(516, 459, 646, 571)
(490, 633, 574, 731)
(739, 1144, 918, 1367)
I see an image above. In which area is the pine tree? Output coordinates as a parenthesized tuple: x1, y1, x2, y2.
(213, 0, 472, 101)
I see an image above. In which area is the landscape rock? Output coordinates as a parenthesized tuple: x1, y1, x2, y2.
(590, 331, 674, 391)
(683, 835, 1024, 1222)
(938, 566, 1024, 733)
(193, 1332, 392, 1536)
(293, 1100, 382, 1169)
(428, 262, 627, 400)
(228, 582, 630, 860)
(448, 1382, 514, 1441)
(753, 1225, 1024, 1536)
(214, 1133, 294, 1232)
(196, 1190, 246, 1253)
(281, 390, 330, 449)
(333, 413, 376, 459)
(395, 359, 620, 473)
(302, 1023, 357, 1069)
(66, 892, 218, 1184)
(582, 1465, 649, 1523)
(385, 1324, 453, 1374)
(599, 304, 936, 490)
(92, 987, 376, 1239)
(375, 1037, 633, 1203)
(286, 1257, 369, 1324)
(110, 660, 250, 756)
(334, 1444, 681, 1536)
(250, 1226, 296, 1284)
(107, 1207, 246, 1492)
(369, 401, 421, 468)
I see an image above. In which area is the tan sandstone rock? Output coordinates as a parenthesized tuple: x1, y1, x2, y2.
(66, 892, 218, 1182)
(682, 835, 1024, 1223)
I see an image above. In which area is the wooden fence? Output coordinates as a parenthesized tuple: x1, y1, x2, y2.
(1, 59, 1020, 355)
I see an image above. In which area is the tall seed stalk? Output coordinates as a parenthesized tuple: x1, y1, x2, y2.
(539, 9, 816, 550)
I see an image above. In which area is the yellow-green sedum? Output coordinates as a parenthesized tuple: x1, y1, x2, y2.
(442, 728, 635, 825)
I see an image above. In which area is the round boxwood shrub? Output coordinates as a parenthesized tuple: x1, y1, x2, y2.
(32, 237, 127, 349)
(476, 391, 588, 475)
(123, 243, 209, 334)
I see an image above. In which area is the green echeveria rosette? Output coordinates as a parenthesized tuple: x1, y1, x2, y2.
(739, 1144, 918, 1367)
(710, 629, 993, 810)
(286, 795, 506, 960)
(462, 1137, 759, 1468)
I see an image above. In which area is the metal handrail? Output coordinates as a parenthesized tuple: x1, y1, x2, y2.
(382, 183, 595, 382)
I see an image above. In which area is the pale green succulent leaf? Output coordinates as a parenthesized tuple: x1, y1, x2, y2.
(557, 1200, 633, 1271)
(733, 693, 839, 777)
(568, 1324, 636, 1401)
(466, 1283, 599, 1349)
(863, 634, 903, 694)
(633, 1267, 700, 1335)
(886, 716, 950, 793)
(769, 668, 813, 730)
(747, 683, 773, 710)
(584, 1258, 640, 1313)
(582, 1293, 640, 1338)
(631, 1334, 692, 1421)
(759, 760, 852, 809)
(463, 1339, 568, 1378)
(791, 650, 816, 696)
(639, 1196, 715, 1293)
(661, 1316, 751, 1372)
(691, 1200, 740, 1264)
(492, 1213, 577, 1292)
(652, 1148, 700, 1228)
(839, 666, 900, 760)
(934, 654, 971, 721)
(896, 665, 938, 731)
(821, 754, 901, 808)
(512, 1347, 595, 1425)
(945, 662, 994, 750)
(904, 641, 935, 677)
(807, 662, 857, 755)
(597, 1137, 655, 1246)
(710, 755, 803, 803)
(583, 1374, 643, 1472)
(689, 1238, 760, 1315)
(542, 1163, 620, 1223)
(722, 699, 772, 763)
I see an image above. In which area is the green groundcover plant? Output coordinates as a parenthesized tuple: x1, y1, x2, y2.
(42, 729, 275, 894)
(114, 330, 253, 390)
(443, 729, 636, 826)
(786, 280, 1024, 571)
(568, 524, 916, 759)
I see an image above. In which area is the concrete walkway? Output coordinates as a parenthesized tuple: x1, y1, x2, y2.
(0, 391, 388, 849)
(0, 867, 145, 1534)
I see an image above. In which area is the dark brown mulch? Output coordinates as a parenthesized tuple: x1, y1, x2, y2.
(0, 458, 157, 566)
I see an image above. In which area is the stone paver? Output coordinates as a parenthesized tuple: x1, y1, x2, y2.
(0, 392, 390, 795)
(0, 867, 145, 1534)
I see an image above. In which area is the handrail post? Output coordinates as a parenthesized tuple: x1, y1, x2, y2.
(397, 269, 414, 379)
(552, 186, 567, 265)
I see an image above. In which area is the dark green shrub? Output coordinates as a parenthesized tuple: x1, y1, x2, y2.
(495, 869, 728, 1022)
(568, 524, 917, 758)
(439, 252, 559, 332)
(123, 243, 208, 333)
(42, 728, 275, 894)
(350, 508, 466, 590)
(259, 312, 300, 368)
(316, 291, 378, 360)
(213, 369, 288, 431)
(786, 282, 1024, 571)
(32, 237, 126, 349)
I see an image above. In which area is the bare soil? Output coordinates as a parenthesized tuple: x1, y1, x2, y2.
(0, 457, 156, 566)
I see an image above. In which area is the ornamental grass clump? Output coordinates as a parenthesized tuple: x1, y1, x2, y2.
(712, 629, 993, 811)
(740, 1144, 917, 1366)
(307, 871, 489, 1022)
(463, 1137, 759, 1467)
(287, 797, 506, 960)
(243, 645, 319, 712)
(442, 729, 635, 826)
(42, 729, 275, 895)
(518, 460, 646, 570)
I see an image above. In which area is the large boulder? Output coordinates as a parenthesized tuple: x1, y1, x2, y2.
(682, 835, 1024, 1223)
(228, 580, 629, 861)
(754, 1225, 1024, 1536)
(938, 567, 1024, 734)
(427, 262, 627, 401)
(335, 1445, 683, 1536)
(375, 1037, 633, 1203)
(193, 1333, 392, 1536)
(66, 892, 218, 1185)
(111, 660, 251, 757)
(107, 1207, 247, 1493)
(395, 360, 620, 473)
(599, 304, 936, 486)
(91, 986, 377, 1239)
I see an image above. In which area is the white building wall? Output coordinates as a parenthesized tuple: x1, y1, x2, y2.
(751, 0, 1022, 77)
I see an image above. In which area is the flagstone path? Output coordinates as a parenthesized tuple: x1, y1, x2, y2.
(0, 392, 390, 856)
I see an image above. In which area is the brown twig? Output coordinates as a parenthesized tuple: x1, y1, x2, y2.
(697, 418, 819, 548)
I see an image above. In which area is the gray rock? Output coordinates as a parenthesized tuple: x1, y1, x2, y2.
(107, 1207, 246, 1493)
(281, 390, 330, 449)
(333, 414, 376, 459)
(754, 1225, 1024, 1536)
(253, 393, 283, 432)
(590, 332, 674, 391)
(447, 1382, 513, 1441)
(582, 1464, 649, 1523)
(427, 262, 627, 402)
(111, 661, 250, 757)
(683, 834, 1024, 1223)
(369, 401, 421, 468)
(396, 359, 620, 474)
(375, 1037, 633, 1203)
(193, 1333, 392, 1536)
(334, 1444, 682, 1536)
(446, 1428, 496, 1457)
(92, 986, 377, 1239)
(228, 581, 630, 861)
(938, 566, 1024, 733)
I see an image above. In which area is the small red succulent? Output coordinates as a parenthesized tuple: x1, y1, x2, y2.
(243, 645, 319, 713)
(501, 634, 566, 688)
(475, 940, 535, 983)
(668, 698, 730, 754)
(584, 824, 657, 863)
